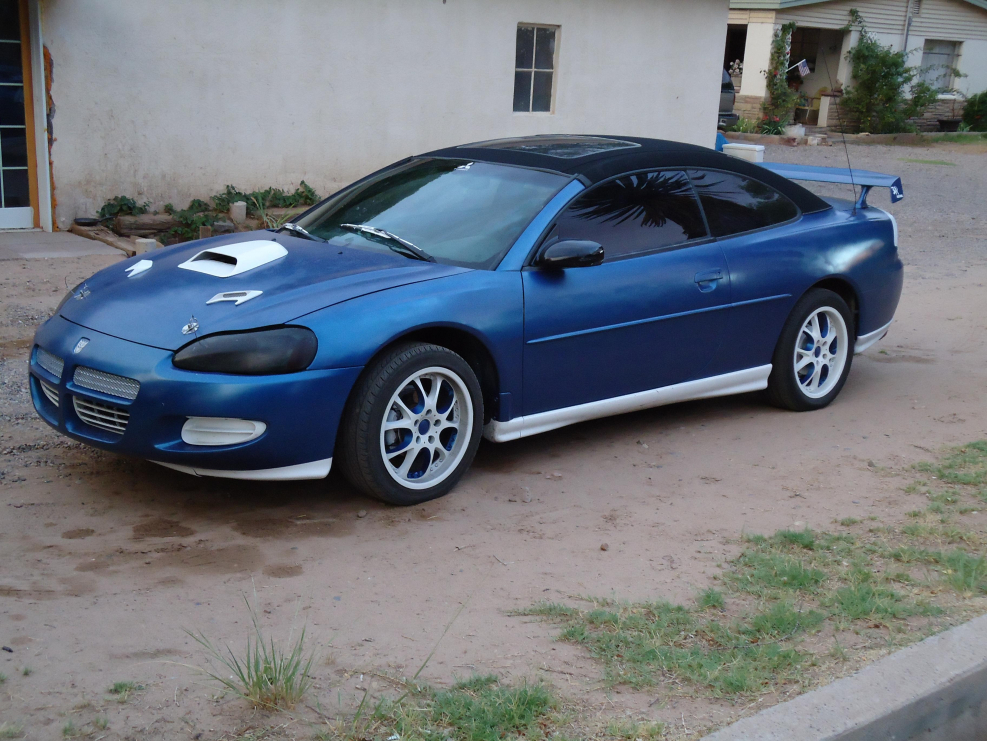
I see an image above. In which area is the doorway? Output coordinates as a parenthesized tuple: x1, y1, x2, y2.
(0, 0, 39, 229)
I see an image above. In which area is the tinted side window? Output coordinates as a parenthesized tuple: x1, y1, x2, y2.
(688, 170, 798, 238)
(556, 170, 707, 260)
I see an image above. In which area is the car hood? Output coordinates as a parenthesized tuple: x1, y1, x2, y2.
(58, 231, 469, 351)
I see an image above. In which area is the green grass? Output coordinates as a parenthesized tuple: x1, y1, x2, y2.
(94, 717, 109, 731)
(61, 722, 78, 738)
(899, 158, 956, 165)
(606, 719, 665, 740)
(187, 594, 315, 710)
(697, 587, 725, 611)
(521, 598, 807, 695)
(0, 723, 24, 739)
(318, 675, 559, 741)
(839, 518, 861, 526)
(731, 551, 827, 594)
(0, 673, 6, 684)
(915, 441, 987, 487)
(20, 667, 31, 677)
(929, 132, 987, 143)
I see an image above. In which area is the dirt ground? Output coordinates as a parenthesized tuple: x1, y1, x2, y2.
(1, 141, 985, 740)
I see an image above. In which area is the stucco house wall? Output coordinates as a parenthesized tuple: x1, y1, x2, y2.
(39, 0, 729, 228)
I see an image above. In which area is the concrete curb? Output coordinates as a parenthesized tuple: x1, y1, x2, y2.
(703, 613, 987, 740)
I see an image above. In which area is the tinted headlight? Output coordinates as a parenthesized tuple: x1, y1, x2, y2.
(173, 327, 318, 375)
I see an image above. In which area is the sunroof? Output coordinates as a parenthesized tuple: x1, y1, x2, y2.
(462, 136, 640, 159)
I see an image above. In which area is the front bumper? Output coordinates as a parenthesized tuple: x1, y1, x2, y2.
(30, 315, 362, 478)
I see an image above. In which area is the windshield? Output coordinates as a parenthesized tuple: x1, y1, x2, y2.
(294, 158, 569, 269)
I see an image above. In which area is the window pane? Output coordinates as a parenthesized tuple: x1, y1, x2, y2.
(0, 42, 22, 81)
(515, 26, 534, 69)
(534, 27, 555, 70)
(689, 170, 798, 237)
(557, 171, 708, 260)
(296, 159, 568, 270)
(0, 1, 20, 42)
(532, 71, 553, 112)
(1, 167, 29, 208)
(0, 127, 27, 166)
(513, 70, 532, 112)
(0, 84, 25, 126)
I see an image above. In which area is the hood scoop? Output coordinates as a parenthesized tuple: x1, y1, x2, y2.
(177, 240, 287, 278)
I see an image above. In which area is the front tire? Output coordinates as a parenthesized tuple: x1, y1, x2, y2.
(767, 288, 854, 411)
(337, 343, 483, 505)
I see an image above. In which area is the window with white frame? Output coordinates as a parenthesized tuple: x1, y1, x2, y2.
(919, 39, 960, 89)
(513, 24, 558, 113)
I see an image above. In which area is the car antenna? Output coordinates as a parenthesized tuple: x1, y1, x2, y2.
(821, 43, 858, 214)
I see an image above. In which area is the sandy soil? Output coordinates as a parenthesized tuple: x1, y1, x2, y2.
(1, 142, 985, 740)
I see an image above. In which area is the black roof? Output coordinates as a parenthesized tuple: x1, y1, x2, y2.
(423, 135, 831, 215)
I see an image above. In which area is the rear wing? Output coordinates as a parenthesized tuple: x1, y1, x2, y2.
(759, 163, 903, 209)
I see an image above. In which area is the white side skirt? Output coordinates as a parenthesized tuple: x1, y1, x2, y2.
(153, 457, 333, 481)
(854, 319, 893, 355)
(484, 365, 773, 443)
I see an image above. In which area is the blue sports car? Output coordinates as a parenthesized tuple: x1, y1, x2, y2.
(30, 135, 903, 504)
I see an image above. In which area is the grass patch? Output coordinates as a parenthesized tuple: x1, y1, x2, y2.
(20, 667, 31, 677)
(929, 132, 987, 143)
(187, 594, 315, 710)
(606, 719, 665, 739)
(0, 723, 23, 739)
(899, 158, 956, 165)
(697, 587, 725, 611)
(915, 441, 987, 487)
(839, 517, 861, 526)
(318, 675, 559, 741)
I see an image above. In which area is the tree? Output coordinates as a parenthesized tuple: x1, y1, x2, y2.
(839, 9, 940, 133)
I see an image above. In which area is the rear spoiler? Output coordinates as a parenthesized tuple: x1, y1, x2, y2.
(760, 163, 903, 209)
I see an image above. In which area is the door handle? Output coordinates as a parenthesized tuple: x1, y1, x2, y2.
(694, 268, 724, 284)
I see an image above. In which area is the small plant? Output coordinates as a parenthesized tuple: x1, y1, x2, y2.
(697, 587, 725, 611)
(98, 195, 149, 220)
(606, 719, 666, 740)
(0, 723, 24, 739)
(61, 722, 78, 738)
(840, 518, 861, 526)
(962, 90, 987, 131)
(0, 672, 6, 684)
(94, 717, 109, 730)
(730, 117, 759, 134)
(164, 199, 218, 242)
(186, 593, 316, 710)
(20, 667, 31, 677)
(759, 118, 787, 135)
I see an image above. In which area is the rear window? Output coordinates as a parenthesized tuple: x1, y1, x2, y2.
(555, 170, 708, 260)
(463, 135, 639, 159)
(689, 170, 799, 237)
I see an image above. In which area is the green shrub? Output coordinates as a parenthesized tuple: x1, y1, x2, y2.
(840, 10, 940, 133)
(98, 195, 149, 220)
(962, 91, 987, 132)
(761, 22, 800, 125)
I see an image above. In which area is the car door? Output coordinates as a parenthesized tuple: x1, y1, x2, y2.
(687, 168, 803, 376)
(521, 169, 731, 416)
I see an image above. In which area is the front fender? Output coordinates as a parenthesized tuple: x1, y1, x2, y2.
(295, 270, 524, 416)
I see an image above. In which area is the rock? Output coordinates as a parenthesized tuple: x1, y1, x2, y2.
(212, 220, 235, 235)
(356, 509, 367, 519)
(600, 543, 609, 551)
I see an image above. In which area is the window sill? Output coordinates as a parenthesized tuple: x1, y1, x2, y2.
(513, 111, 556, 116)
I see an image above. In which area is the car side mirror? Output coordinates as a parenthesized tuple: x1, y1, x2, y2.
(536, 240, 604, 269)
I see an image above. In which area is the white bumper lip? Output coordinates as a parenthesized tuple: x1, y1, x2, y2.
(854, 319, 893, 354)
(153, 457, 332, 481)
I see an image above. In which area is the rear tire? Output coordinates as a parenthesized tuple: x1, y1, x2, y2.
(337, 343, 483, 505)
(767, 288, 855, 411)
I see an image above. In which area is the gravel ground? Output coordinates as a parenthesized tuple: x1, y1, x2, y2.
(0, 141, 985, 740)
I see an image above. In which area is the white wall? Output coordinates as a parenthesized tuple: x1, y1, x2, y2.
(40, 0, 729, 226)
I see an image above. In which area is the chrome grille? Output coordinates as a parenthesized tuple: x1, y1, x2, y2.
(73, 396, 129, 434)
(36, 347, 64, 379)
(73, 366, 140, 401)
(40, 378, 60, 406)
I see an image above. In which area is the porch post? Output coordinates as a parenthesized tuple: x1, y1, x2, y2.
(736, 11, 776, 121)
(27, 0, 52, 231)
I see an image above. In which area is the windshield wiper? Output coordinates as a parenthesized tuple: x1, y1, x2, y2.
(340, 223, 435, 262)
(279, 222, 326, 242)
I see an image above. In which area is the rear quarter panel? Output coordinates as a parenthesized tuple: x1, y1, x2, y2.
(708, 206, 902, 376)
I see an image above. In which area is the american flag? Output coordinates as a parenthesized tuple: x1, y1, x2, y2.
(796, 58, 811, 77)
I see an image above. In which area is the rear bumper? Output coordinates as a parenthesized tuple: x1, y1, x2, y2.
(30, 315, 361, 478)
(718, 112, 739, 129)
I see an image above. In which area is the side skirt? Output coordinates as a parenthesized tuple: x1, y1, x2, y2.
(854, 319, 893, 355)
(153, 457, 333, 481)
(484, 365, 772, 443)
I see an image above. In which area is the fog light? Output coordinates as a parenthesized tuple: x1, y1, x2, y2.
(181, 417, 267, 446)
